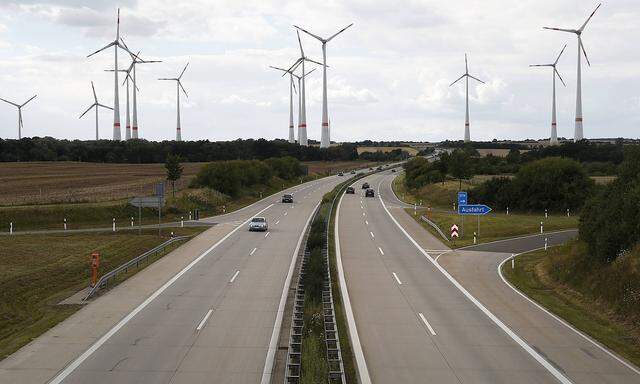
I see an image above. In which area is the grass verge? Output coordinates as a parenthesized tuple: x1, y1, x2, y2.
(502, 243, 640, 368)
(0, 227, 204, 359)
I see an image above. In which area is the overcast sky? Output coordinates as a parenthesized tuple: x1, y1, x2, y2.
(0, 0, 638, 142)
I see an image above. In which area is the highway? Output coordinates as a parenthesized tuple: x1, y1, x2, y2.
(0, 175, 346, 384)
(336, 170, 640, 383)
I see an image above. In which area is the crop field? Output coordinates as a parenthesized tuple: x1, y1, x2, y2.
(356, 146, 419, 155)
(0, 162, 206, 206)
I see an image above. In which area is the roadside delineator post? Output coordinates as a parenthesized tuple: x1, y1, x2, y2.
(64, 218, 67, 231)
(540, 221, 543, 234)
(130, 217, 134, 227)
(414, 203, 417, 216)
(189, 211, 192, 220)
(181, 216, 184, 227)
(567, 208, 570, 217)
(545, 209, 548, 218)
(545, 237, 548, 250)
(506, 206, 509, 215)
(90, 251, 100, 287)
(112, 218, 116, 232)
(9, 222, 13, 235)
(473, 232, 477, 244)
(511, 254, 515, 269)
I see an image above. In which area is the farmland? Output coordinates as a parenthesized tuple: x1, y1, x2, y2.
(356, 146, 419, 156)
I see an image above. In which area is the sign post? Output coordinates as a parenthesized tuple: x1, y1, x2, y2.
(457, 192, 492, 243)
(155, 183, 164, 237)
(129, 193, 166, 236)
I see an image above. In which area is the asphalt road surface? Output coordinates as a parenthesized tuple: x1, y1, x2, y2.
(0, 174, 348, 384)
(335, 170, 640, 383)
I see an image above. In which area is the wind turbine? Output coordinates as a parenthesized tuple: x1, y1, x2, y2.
(270, 65, 297, 143)
(104, 68, 137, 140)
(530, 44, 567, 146)
(450, 54, 485, 142)
(87, 8, 138, 141)
(159, 63, 189, 141)
(0, 94, 37, 139)
(79, 82, 113, 140)
(291, 69, 316, 144)
(120, 40, 162, 139)
(544, 3, 602, 141)
(294, 23, 353, 148)
(285, 31, 324, 146)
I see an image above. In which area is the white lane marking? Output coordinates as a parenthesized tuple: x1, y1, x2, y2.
(392, 272, 402, 285)
(264, 232, 270, 238)
(369, 231, 375, 238)
(284, 212, 288, 216)
(434, 251, 451, 262)
(377, 192, 572, 384)
(196, 309, 214, 331)
(229, 270, 240, 283)
(335, 194, 372, 384)
(49, 203, 275, 384)
(261, 201, 322, 384)
(275, 220, 280, 225)
(498, 253, 640, 377)
(418, 313, 437, 336)
(365, 220, 369, 225)
(378, 247, 384, 255)
(250, 247, 257, 256)
(362, 212, 366, 216)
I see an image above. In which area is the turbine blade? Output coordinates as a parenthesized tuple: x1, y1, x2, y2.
(293, 25, 324, 42)
(269, 65, 288, 73)
(91, 81, 97, 102)
(158, 78, 175, 81)
(87, 41, 115, 58)
(555, 68, 566, 87)
(284, 58, 303, 77)
(116, 43, 141, 61)
(0, 97, 19, 107)
(179, 81, 188, 97)
(580, 38, 591, 66)
(98, 103, 114, 110)
(465, 53, 468, 74)
(554, 44, 567, 65)
(292, 78, 297, 94)
(119, 37, 130, 51)
(579, 3, 602, 32)
(543, 27, 578, 34)
(79, 104, 95, 119)
(21, 95, 37, 107)
(178, 62, 189, 80)
(468, 74, 485, 84)
(305, 57, 326, 67)
(116, 8, 120, 39)
(296, 30, 304, 57)
(303, 68, 316, 78)
(327, 23, 354, 42)
(449, 74, 465, 87)
(529, 64, 552, 67)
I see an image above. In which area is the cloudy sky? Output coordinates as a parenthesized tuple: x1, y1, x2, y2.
(0, 0, 638, 142)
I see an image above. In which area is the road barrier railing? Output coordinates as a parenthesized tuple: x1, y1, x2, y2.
(420, 215, 450, 242)
(83, 235, 190, 301)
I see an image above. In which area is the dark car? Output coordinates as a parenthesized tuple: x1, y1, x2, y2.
(362, 182, 370, 189)
(377, 166, 383, 171)
(365, 189, 375, 197)
(345, 186, 355, 194)
(391, 169, 396, 173)
(350, 170, 356, 174)
(282, 194, 293, 203)
(338, 172, 344, 176)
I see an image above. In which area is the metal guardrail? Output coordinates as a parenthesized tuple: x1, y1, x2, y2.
(420, 215, 450, 242)
(83, 235, 190, 301)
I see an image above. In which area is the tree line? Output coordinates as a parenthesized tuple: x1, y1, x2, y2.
(0, 137, 358, 163)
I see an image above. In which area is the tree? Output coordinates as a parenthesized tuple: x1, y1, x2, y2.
(165, 154, 184, 197)
(448, 150, 473, 190)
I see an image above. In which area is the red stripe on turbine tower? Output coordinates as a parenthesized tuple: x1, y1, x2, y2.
(300, 124, 307, 127)
(114, 123, 121, 127)
(575, 117, 583, 122)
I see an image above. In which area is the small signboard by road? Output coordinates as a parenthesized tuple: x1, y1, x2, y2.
(451, 224, 459, 239)
(458, 204, 492, 215)
(457, 191, 467, 206)
(129, 196, 165, 208)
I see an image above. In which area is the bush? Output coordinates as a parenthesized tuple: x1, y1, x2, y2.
(192, 160, 273, 196)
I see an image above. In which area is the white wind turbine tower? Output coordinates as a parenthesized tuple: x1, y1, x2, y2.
(87, 8, 138, 141)
(530, 44, 567, 146)
(0, 95, 37, 139)
(159, 63, 189, 141)
(105, 68, 137, 140)
(450, 54, 485, 142)
(79, 82, 113, 140)
(285, 31, 324, 146)
(544, 3, 602, 141)
(294, 23, 353, 148)
(270, 65, 297, 143)
(291, 69, 316, 143)
(120, 40, 162, 139)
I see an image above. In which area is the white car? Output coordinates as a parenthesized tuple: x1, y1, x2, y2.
(249, 217, 268, 232)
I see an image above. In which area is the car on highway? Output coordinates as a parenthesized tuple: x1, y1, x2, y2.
(369, 167, 373, 170)
(338, 172, 344, 176)
(377, 166, 383, 171)
(249, 217, 268, 232)
(346, 186, 355, 194)
(391, 169, 396, 172)
(365, 188, 375, 197)
(350, 170, 356, 174)
(362, 182, 370, 189)
(281, 194, 293, 203)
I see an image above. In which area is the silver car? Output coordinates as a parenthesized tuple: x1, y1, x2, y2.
(249, 217, 268, 232)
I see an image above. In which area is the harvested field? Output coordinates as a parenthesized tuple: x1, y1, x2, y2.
(0, 162, 205, 206)
(356, 146, 419, 155)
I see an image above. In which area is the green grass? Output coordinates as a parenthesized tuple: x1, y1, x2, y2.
(502, 245, 640, 368)
(0, 227, 204, 359)
(392, 174, 578, 248)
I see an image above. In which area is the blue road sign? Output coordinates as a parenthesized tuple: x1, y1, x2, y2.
(458, 204, 492, 215)
(458, 191, 468, 205)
